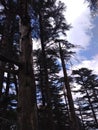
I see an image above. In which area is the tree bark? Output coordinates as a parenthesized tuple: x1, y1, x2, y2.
(18, 16, 38, 130)
(59, 42, 80, 130)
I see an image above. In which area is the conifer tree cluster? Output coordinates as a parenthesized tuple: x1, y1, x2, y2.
(0, 0, 98, 130)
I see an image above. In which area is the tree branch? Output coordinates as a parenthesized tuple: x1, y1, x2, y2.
(0, 54, 22, 67)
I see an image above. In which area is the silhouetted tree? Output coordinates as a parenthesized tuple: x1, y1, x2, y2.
(72, 68, 98, 129)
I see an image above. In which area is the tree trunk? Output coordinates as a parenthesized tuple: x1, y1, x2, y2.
(59, 42, 80, 130)
(18, 16, 38, 130)
(62, 87, 71, 128)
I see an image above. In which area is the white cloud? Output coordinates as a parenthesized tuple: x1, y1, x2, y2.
(64, 0, 94, 51)
(64, 0, 88, 23)
(61, 0, 98, 75)
(72, 54, 98, 75)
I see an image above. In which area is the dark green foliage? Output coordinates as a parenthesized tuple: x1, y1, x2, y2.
(34, 48, 69, 130)
(86, 0, 98, 10)
(1, 0, 97, 130)
(85, 0, 98, 15)
(72, 68, 98, 129)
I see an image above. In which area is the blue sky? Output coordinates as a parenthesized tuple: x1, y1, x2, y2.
(82, 17, 98, 58)
(79, 17, 98, 61)
(64, 0, 98, 74)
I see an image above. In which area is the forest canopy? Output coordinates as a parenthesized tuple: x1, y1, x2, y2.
(0, 0, 98, 130)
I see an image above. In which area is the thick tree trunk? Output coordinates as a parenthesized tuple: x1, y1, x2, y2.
(59, 43, 80, 130)
(17, 0, 38, 129)
(18, 18, 38, 130)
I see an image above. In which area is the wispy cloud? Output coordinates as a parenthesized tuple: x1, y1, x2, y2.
(64, 0, 94, 51)
(72, 54, 98, 74)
